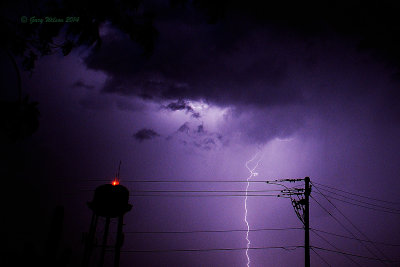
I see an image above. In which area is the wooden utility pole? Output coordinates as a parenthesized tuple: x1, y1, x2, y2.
(304, 177, 311, 267)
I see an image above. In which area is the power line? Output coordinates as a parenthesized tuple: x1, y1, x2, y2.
(310, 195, 388, 265)
(311, 184, 391, 264)
(66, 192, 290, 198)
(312, 181, 400, 205)
(310, 229, 362, 266)
(117, 245, 304, 253)
(85, 179, 271, 183)
(67, 190, 288, 198)
(311, 247, 332, 267)
(61, 177, 306, 183)
(79, 189, 285, 193)
(79, 189, 287, 196)
(311, 228, 400, 247)
(312, 191, 400, 214)
(128, 194, 287, 198)
(133, 190, 284, 193)
(312, 184, 394, 260)
(314, 187, 400, 212)
(123, 227, 303, 234)
(311, 246, 399, 263)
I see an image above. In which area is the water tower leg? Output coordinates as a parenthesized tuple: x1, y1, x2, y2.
(99, 217, 110, 267)
(114, 215, 124, 267)
(82, 213, 98, 267)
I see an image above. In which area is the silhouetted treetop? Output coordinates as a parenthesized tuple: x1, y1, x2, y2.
(1, 0, 158, 72)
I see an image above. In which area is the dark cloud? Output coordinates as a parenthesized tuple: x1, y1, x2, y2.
(83, 12, 305, 107)
(72, 80, 95, 90)
(166, 101, 189, 111)
(82, 2, 400, 109)
(191, 112, 200, 119)
(132, 121, 225, 150)
(164, 99, 193, 112)
(78, 94, 111, 110)
(177, 122, 190, 134)
(163, 99, 202, 118)
(196, 124, 204, 134)
(133, 128, 160, 142)
(115, 99, 138, 111)
(115, 97, 147, 112)
(81, 1, 400, 145)
(171, 122, 226, 150)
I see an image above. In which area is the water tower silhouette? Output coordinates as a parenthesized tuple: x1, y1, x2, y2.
(82, 179, 132, 267)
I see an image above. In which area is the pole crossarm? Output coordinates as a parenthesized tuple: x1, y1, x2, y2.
(265, 177, 311, 267)
(266, 178, 306, 183)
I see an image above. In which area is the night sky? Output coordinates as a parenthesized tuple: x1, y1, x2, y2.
(2, 1, 400, 266)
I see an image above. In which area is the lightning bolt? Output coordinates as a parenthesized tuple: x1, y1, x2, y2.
(244, 151, 263, 267)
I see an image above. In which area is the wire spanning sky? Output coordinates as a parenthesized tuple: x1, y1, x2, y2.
(2, 0, 400, 266)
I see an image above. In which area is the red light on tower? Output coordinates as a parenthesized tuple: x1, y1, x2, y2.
(112, 161, 122, 186)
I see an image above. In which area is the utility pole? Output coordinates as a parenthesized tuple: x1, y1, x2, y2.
(304, 177, 310, 267)
(266, 177, 312, 267)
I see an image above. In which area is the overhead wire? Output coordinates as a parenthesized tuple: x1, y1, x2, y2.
(316, 188, 400, 214)
(67, 177, 399, 264)
(117, 245, 304, 253)
(311, 228, 400, 247)
(310, 195, 388, 265)
(310, 228, 362, 266)
(312, 181, 400, 205)
(72, 187, 293, 198)
(85, 179, 272, 183)
(123, 227, 303, 234)
(78, 189, 284, 193)
(130, 194, 287, 198)
(68, 194, 289, 198)
(311, 246, 399, 263)
(312, 183, 392, 264)
(312, 191, 400, 214)
(264, 181, 306, 224)
(314, 187, 400, 211)
(310, 247, 332, 267)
